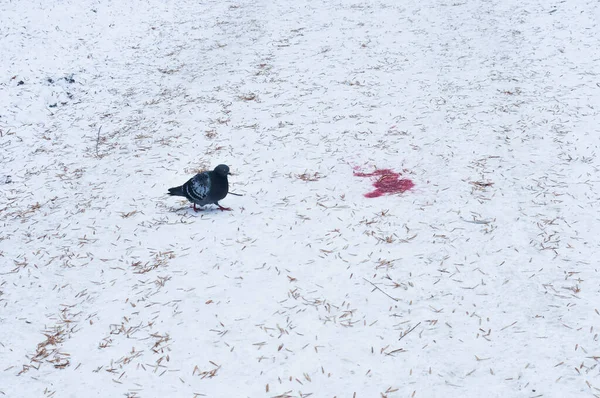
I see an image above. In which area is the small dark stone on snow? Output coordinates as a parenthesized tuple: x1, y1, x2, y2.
(49, 103, 57, 108)
(17, 80, 24, 86)
(47, 78, 54, 84)
(64, 76, 75, 84)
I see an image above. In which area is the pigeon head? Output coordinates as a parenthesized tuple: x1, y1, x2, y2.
(214, 164, 230, 177)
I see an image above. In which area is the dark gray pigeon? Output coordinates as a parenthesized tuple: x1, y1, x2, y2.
(168, 164, 231, 211)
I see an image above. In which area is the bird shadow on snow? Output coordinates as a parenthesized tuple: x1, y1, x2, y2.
(171, 205, 231, 215)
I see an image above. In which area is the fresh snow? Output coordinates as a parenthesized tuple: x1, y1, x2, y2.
(1, 0, 600, 397)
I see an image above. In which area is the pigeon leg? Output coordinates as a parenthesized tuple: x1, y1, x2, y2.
(192, 203, 203, 212)
(216, 203, 232, 211)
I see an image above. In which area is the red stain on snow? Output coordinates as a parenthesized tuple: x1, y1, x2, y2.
(354, 168, 414, 198)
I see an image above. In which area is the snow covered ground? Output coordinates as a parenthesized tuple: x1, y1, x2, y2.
(1, 0, 600, 396)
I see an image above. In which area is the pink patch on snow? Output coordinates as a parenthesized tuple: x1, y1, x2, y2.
(354, 168, 414, 198)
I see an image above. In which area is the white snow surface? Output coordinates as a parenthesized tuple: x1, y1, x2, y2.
(1, 0, 600, 396)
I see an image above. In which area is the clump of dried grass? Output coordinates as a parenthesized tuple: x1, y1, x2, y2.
(295, 172, 322, 182)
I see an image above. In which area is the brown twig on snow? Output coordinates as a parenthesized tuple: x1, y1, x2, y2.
(398, 321, 421, 341)
(95, 126, 102, 157)
(363, 278, 399, 302)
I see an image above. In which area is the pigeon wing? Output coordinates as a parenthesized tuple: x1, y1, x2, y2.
(184, 172, 211, 203)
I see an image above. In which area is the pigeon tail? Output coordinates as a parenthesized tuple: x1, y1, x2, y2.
(168, 186, 185, 197)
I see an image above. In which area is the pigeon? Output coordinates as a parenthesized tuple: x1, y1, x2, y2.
(168, 164, 232, 211)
